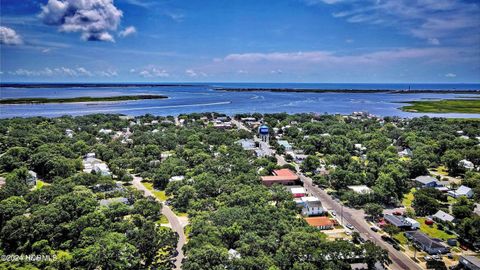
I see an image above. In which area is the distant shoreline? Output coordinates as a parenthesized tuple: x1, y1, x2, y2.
(0, 83, 203, 88)
(213, 88, 480, 94)
(399, 99, 480, 113)
(0, 95, 168, 104)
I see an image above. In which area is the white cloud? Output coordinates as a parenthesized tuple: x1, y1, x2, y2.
(137, 66, 170, 78)
(304, 0, 344, 5)
(428, 38, 440, 45)
(98, 70, 118, 77)
(312, 0, 480, 44)
(119, 26, 136, 38)
(185, 69, 206, 77)
(445, 73, 456, 78)
(223, 48, 458, 64)
(165, 12, 185, 22)
(7, 67, 115, 77)
(39, 0, 123, 42)
(270, 69, 283, 75)
(0, 26, 23, 45)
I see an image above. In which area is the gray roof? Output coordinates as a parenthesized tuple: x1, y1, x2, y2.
(304, 200, 323, 208)
(236, 139, 256, 150)
(456, 185, 472, 195)
(384, 214, 412, 227)
(432, 210, 455, 222)
(414, 175, 437, 185)
(460, 255, 480, 268)
(405, 231, 449, 250)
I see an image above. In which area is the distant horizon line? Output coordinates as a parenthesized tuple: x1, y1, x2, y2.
(2, 82, 480, 85)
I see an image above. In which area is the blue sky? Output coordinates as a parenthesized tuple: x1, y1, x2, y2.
(0, 0, 479, 83)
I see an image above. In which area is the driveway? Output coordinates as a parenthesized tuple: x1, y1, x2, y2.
(132, 176, 186, 270)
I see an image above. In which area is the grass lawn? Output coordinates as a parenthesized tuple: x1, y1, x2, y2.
(158, 215, 169, 224)
(400, 99, 480, 114)
(432, 166, 448, 176)
(174, 211, 188, 217)
(34, 180, 49, 190)
(394, 232, 408, 245)
(447, 196, 458, 205)
(417, 218, 455, 241)
(142, 182, 169, 201)
(184, 225, 192, 242)
(402, 188, 416, 209)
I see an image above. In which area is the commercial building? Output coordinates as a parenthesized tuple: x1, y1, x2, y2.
(261, 169, 300, 187)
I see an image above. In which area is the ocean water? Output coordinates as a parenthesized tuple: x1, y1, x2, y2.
(0, 83, 479, 118)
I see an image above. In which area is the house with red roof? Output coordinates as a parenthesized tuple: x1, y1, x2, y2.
(261, 169, 301, 187)
(305, 217, 334, 230)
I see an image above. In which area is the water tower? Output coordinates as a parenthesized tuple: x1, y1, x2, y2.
(258, 124, 269, 143)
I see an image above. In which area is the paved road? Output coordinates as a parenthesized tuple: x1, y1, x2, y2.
(232, 119, 421, 269)
(232, 119, 273, 156)
(231, 119, 250, 132)
(276, 155, 422, 270)
(132, 176, 185, 270)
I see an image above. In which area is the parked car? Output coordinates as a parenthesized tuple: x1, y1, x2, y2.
(370, 226, 379, 232)
(330, 210, 337, 216)
(392, 244, 401, 250)
(346, 224, 354, 230)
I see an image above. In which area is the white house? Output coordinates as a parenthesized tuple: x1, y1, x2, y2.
(26, 170, 37, 186)
(99, 128, 113, 135)
(448, 185, 474, 198)
(432, 210, 455, 223)
(93, 163, 111, 176)
(405, 217, 420, 229)
(398, 148, 413, 158)
(354, 144, 367, 152)
(169, 176, 185, 182)
(459, 159, 475, 170)
(277, 140, 293, 151)
(290, 186, 306, 198)
(347, 185, 372, 194)
(236, 139, 256, 151)
(228, 249, 241, 260)
(65, 129, 74, 138)
(301, 197, 324, 216)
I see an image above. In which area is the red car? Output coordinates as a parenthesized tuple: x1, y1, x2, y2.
(425, 219, 434, 225)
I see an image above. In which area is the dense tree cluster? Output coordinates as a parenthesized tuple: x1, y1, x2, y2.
(254, 114, 480, 208)
(2, 113, 478, 268)
(0, 115, 179, 269)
